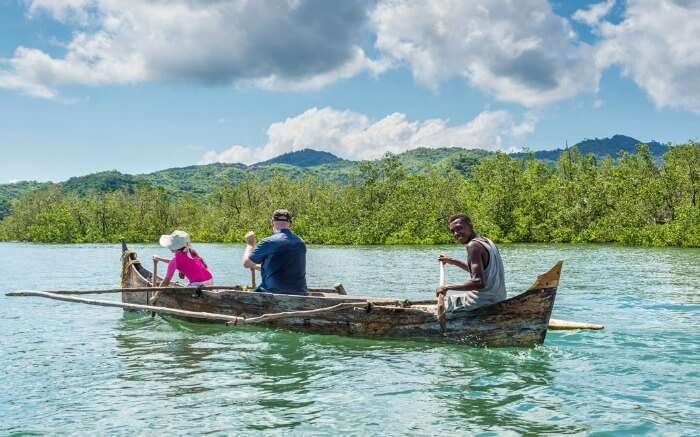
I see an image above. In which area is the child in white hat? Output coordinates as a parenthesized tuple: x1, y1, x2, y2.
(155, 230, 213, 287)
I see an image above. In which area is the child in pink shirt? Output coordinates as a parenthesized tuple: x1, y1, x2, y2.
(157, 230, 213, 287)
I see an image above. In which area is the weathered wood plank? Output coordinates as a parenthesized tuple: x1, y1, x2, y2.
(527, 260, 563, 291)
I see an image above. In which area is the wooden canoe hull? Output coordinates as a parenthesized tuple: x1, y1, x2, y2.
(120, 243, 556, 347)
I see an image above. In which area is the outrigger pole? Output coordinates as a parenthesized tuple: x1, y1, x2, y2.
(6, 287, 603, 330)
(6, 290, 370, 325)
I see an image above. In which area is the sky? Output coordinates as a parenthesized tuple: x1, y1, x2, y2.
(0, 0, 698, 183)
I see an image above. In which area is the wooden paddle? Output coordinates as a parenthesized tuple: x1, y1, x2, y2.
(244, 231, 257, 288)
(436, 261, 447, 332)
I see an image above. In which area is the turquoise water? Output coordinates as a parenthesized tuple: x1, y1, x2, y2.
(1, 242, 698, 435)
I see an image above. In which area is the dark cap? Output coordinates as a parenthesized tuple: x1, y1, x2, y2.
(272, 209, 292, 222)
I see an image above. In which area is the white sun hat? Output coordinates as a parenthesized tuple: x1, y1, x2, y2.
(159, 230, 191, 251)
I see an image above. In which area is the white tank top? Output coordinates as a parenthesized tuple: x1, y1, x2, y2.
(446, 236, 507, 311)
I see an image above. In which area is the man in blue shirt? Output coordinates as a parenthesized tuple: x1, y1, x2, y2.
(242, 209, 308, 295)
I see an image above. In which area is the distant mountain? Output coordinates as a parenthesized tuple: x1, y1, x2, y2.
(62, 170, 150, 195)
(254, 148, 343, 167)
(0, 181, 50, 219)
(0, 180, 49, 201)
(0, 147, 491, 205)
(397, 147, 493, 175)
(143, 162, 247, 195)
(574, 135, 667, 156)
(514, 135, 668, 161)
(0, 136, 673, 214)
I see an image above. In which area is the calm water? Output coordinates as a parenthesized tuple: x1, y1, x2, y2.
(1, 242, 698, 435)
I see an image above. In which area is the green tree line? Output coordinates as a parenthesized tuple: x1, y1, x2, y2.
(1, 143, 698, 247)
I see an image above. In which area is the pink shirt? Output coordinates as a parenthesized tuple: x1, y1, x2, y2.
(164, 250, 213, 284)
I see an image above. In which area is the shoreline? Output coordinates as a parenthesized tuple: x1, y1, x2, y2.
(1, 239, 697, 248)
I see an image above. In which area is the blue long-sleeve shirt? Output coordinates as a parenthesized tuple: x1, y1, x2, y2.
(249, 229, 307, 294)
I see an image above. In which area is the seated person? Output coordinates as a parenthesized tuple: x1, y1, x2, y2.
(242, 209, 307, 295)
(436, 213, 506, 310)
(156, 230, 213, 287)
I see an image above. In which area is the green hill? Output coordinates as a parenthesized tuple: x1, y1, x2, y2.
(0, 181, 50, 219)
(254, 149, 344, 167)
(0, 136, 672, 216)
(140, 147, 491, 194)
(0, 146, 492, 212)
(513, 135, 668, 161)
(573, 135, 667, 157)
(396, 147, 493, 175)
(143, 163, 248, 195)
(62, 170, 150, 195)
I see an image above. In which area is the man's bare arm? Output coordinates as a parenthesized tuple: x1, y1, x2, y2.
(242, 231, 261, 270)
(438, 254, 470, 271)
(242, 246, 260, 270)
(437, 242, 487, 293)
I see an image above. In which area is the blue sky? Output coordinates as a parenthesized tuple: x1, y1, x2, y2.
(0, 0, 698, 183)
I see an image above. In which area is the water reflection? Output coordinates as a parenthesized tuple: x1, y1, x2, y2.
(114, 312, 321, 431)
(239, 332, 320, 431)
(108, 305, 653, 434)
(114, 314, 227, 389)
(427, 347, 585, 434)
(3, 242, 699, 435)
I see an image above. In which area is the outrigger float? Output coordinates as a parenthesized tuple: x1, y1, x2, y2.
(7, 242, 602, 347)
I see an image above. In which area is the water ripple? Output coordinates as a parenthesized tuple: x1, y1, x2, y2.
(1, 242, 698, 434)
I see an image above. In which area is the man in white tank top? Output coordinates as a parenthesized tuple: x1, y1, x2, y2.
(437, 213, 507, 310)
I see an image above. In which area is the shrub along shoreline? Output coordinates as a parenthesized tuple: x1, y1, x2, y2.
(1, 144, 698, 247)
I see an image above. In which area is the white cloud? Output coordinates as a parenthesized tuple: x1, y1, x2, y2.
(596, 0, 700, 113)
(0, 36, 147, 99)
(5, 0, 698, 119)
(510, 112, 538, 137)
(573, 0, 615, 27)
(371, 0, 600, 107)
(26, 0, 94, 22)
(1, 0, 376, 98)
(0, 0, 601, 108)
(253, 47, 391, 92)
(200, 106, 535, 164)
(201, 145, 260, 165)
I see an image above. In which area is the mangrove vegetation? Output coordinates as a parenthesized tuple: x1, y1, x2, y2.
(0, 143, 697, 247)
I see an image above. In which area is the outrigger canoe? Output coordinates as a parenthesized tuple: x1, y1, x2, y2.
(120, 242, 561, 347)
